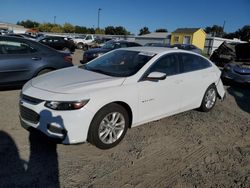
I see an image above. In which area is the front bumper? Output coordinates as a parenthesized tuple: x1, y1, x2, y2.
(19, 95, 94, 144)
(222, 71, 250, 84)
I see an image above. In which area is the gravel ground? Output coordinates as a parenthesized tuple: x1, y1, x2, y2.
(0, 50, 250, 188)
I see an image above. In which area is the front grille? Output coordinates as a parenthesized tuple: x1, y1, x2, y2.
(21, 94, 44, 105)
(20, 105, 40, 124)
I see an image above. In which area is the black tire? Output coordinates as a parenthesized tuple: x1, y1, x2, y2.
(199, 84, 217, 112)
(63, 47, 70, 52)
(88, 103, 129, 149)
(36, 69, 52, 76)
(77, 43, 83, 49)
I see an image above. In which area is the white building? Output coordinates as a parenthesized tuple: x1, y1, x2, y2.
(204, 36, 245, 55)
(135, 32, 171, 45)
(0, 22, 27, 34)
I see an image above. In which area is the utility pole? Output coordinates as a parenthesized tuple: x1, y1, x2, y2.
(54, 16, 56, 24)
(97, 8, 102, 29)
(222, 20, 226, 32)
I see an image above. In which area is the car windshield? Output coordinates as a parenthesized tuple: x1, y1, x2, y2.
(102, 41, 115, 49)
(82, 50, 156, 77)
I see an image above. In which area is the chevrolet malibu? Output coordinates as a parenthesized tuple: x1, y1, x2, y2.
(20, 47, 225, 149)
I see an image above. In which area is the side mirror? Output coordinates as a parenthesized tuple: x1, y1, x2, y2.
(145, 72, 167, 81)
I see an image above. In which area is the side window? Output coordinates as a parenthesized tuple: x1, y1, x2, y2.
(149, 54, 179, 76)
(86, 35, 92, 40)
(0, 41, 37, 54)
(128, 43, 139, 47)
(114, 43, 121, 49)
(120, 43, 128, 48)
(179, 53, 211, 73)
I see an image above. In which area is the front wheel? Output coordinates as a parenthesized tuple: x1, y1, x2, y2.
(88, 104, 129, 149)
(199, 85, 217, 112)
(77, 43, 83, 49)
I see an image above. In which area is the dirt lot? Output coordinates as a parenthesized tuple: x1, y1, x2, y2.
(0, 50, 250, 187)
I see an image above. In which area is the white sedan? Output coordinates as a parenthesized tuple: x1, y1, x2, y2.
(20, 47, 225, 149)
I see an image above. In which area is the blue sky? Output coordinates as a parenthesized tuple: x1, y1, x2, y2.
(0, 0, 249, 34)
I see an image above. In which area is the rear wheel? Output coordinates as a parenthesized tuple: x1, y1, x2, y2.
(63, 47, 70, 52)
(88, 104, 129, 149)
(77, 43, 83, 49)
(199, 85, 217, 112)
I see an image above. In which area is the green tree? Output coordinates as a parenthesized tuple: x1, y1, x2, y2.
(223, 25, 250, 41)
(75, 25, 88, 34)
(63, 23, 75, 33)
(38, 23, 54, 32)
(50, 25, 63, 33)
(17, 20, 39, 28)
(87, 28, 95, 34)
(155, 28, 168, 32)
(95, 28, 105, 34)
(238, 25, 250, 41)
(114, 26, 128, 35)
(205, 25, 224, 37)
(139, 27, 150, 36)
(105, 26, 116, 35)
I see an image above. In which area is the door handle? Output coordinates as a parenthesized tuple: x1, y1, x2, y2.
(32, 57, 41, 61)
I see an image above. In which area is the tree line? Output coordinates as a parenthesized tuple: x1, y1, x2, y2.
(17, 20, 131, 35)
(204, 25, 250, 41)
(17, 20, 250, 41)
(17, 20, 168, 36)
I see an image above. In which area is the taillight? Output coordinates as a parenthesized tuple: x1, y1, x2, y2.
(64, 55, 72, 63)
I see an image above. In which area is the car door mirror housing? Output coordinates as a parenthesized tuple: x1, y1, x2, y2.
(145, 72, 167, 81)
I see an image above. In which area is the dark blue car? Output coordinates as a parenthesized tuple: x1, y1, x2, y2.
(222, 43, 250, 84)
(0, 36, 73, 88)
(81, 40, 141, 64)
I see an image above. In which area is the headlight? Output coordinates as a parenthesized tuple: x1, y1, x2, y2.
(45, 100, 89, 110)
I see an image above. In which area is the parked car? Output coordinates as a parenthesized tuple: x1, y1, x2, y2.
(144, 43, 171, 47)
(72, 34, 95, 50)
(38, 36, 76, 53)
(81, 40, 141, 63)
(7, 33, 37, 41)
(93, 37, 112, 48)
(20, 47, 225, 149)
(172, 44, 202, 54)
(221, 43, 250, 84)
(0, 36, 73, 88)
(210, 42, 238, 67)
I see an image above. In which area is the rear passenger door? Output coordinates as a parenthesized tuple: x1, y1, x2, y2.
(0, 39, 41, 85)
(177, 53, 213, 110)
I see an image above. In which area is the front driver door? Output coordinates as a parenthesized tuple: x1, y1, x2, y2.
(138, 54, 183, 123)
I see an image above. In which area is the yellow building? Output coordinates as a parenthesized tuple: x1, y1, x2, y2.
(171, 28, 206, 50)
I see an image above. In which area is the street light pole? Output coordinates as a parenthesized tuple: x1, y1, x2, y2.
(54, 16, 56, 24)
(97, 8, 102, 29)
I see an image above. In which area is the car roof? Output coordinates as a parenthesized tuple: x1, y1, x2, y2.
(120, 46, 184, 54)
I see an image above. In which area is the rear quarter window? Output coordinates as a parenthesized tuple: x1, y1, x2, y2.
(179, 53, 211, 73)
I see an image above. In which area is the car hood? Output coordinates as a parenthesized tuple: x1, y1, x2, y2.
(31, 66, 125, 94)
(85, 48, 111, 54)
